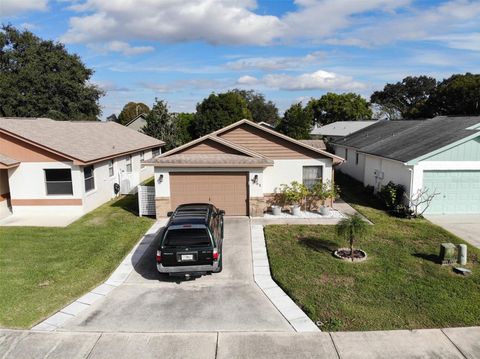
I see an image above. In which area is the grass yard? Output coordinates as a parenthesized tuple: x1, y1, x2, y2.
(141, 176, 155, 186)
(265, 175, 480, 331)
(0, 195, 154, 329)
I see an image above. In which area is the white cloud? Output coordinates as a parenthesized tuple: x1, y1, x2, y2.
(0, 0, 47, 17)
(236, 75, 259, 85)
(242, 69, 365, 91)
(91, 41, 154, 56)
(62, 0, 282, 46)
(226, 51, 325, 71)
(325, 0, 480, 49)
(141, 78, 227, 93)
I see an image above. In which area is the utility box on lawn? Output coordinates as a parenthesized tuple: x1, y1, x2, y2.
(439, 243, 457, 265)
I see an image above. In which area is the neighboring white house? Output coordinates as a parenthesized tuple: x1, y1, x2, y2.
(333, 116, 480, 214)
(144, 119, 344, 217)
(311, 121, 379, 140)
(125, 113, 147, 132)
(0, 117, 163, 219)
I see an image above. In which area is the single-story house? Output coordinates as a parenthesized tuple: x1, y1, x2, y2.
(0, 117, 163, 219)
(311, 121, 379, 141)
(125, 113, 147, 132)
(333, 116, 480, 214)
(144, 119, 343, 217)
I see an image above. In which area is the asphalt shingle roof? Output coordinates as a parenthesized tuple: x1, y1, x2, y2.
(146, 153, 273, 167)
(333, 116, 480, 162)
(0, 154, 19, 166)
(311, 121, 379, 137)
(0, 117, 164, 163)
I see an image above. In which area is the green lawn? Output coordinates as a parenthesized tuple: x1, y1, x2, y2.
(141, 177, 155, 186)
(265, 175, 480, 331)
(0, 195, 154, 328)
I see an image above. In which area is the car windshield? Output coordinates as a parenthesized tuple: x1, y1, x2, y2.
(163, 228, 211, 247)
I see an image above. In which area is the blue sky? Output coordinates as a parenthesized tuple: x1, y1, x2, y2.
(1, 0, 479, 119)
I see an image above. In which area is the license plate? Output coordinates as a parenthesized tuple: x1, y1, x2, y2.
(181, 254, 194, 261)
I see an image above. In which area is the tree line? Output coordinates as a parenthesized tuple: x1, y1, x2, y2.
(1, 25, 479, 148)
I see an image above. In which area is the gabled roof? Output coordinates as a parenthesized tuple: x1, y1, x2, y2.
(147, 153, 273, 167)
(212, 119, 343, 162)
(0, 117, 164, 165)
(125, 113, 147, 127)
(299, 139, 326, 150)
(311, 121, 379, 137)
(0, 154, 20, 169)
(333, 116, 480, 163)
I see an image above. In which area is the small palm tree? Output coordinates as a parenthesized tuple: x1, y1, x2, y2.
(336, 214, 369, 258)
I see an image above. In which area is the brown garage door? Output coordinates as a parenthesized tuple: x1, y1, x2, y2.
(170, 172, 249, 216)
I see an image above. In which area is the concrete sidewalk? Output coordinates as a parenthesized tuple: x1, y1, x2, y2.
(1, 327, 479, 359)
(426, 214, 480, 249)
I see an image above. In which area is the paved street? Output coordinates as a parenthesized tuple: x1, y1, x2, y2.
(60, 217, 292, 332)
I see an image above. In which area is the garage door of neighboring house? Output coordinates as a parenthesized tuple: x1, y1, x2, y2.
(170, 172, 249, 216)
(423, 170, 480, 214)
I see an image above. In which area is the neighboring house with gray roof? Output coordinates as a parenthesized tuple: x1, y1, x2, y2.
(0, 117, 164, 220)
(333, 116, 480, 214)
(311, 121, 379, 141)
(125, 113, 147, 132)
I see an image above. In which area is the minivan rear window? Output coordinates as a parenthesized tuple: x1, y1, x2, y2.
(163, 228, 211, 247)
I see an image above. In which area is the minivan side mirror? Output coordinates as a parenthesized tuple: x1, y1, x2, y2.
(167, 211, 173, 217)
(219, 210, 225, 216)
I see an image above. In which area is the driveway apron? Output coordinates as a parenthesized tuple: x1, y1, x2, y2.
(60, 217, 293, 332)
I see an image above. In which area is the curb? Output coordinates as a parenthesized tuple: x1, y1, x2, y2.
(250, 223, 320, 332)
(31, 219, 167, 332)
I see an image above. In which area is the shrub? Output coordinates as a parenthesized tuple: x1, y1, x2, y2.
(378, 181, 405, 210)
(278, 181, 309, 208)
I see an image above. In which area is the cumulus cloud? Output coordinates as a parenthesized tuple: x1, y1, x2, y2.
(91, 41, 154, 56)
(236, 75, 259, 85)
(237, 70, 365, 91)
(62, 0, 282, 46)
(226, 51, 325, 71)
(325, 0, 480, 49)
(0, 0, 47, 17)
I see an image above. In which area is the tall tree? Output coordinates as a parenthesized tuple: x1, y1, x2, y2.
(118, 102, 150, 125)
(307, 93, 372, 125)
(141, 99, 178, 151)
(230, 89, 280, 125)
(192, 92, 252, 137)
(276, 103, 313, 139)
(370, 76, 437, 119)
(0, 25, 103, 120)
(175, 112, 195, 145)
(428, 73, 480, 116)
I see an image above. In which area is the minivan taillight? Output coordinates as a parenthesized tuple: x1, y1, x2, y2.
(213, 248, 219, 261)
(156, 250, 162, 263)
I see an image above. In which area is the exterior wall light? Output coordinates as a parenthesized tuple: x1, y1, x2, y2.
(252, 174, 259, 184)
(158, 174, 164, 183)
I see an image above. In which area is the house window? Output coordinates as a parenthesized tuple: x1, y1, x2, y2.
(355, 152, 359, 165)
(345, 148, 348, 161)
(302, 166, 323, 189)
(126, 155, 132, 173)
(108, 160, 114, 177)
(152, 148, 160, 157)
(84, 165, 95, 192)
(140, 151, 144, 161)
(45, 169, 73, 195)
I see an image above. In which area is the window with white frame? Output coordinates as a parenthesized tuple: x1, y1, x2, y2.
(140, 151, 144, 161)
(45, 169, 73, 195)
(84, 165, 95, 192)
(355, 152, 359, 165)
(302, 166, 323, 189)
(126, 155, 132, 173)
(152, 148, 160, 157)
(108, 159, 114, 177)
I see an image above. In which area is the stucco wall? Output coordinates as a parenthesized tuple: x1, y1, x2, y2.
(334, 146, 365, 183)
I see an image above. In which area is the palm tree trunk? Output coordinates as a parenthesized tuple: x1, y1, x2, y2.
(350, 237, 354, 258)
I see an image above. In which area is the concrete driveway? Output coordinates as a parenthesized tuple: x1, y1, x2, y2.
(60, 217, 293, 332)
(426, 214, 480, 248)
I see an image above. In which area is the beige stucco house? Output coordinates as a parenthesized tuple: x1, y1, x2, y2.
(0, 117, 163, 219)
(144, 119, 343, 217)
